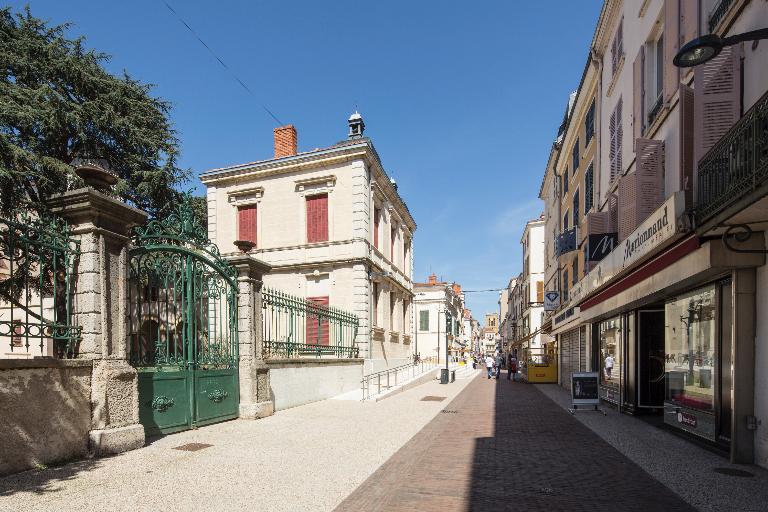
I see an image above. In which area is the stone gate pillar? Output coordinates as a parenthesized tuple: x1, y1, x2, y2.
(225, 254, 274, 419)
(50, 188, 148, 456)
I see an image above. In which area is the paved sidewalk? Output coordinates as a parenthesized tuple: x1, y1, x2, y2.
(0, 373, 478, 512)
(335, 370, 697, 512)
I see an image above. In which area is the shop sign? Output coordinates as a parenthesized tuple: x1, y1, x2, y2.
(587, 233, 618, 262)
(571, 372, 600, 406)
(544, 291, 560, 311)
(677, 411, 697, 428)
(581, 192, 686, 299)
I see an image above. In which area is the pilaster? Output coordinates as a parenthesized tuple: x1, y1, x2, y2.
(49, 188, 148, 456)
(224, 253, 274, 419)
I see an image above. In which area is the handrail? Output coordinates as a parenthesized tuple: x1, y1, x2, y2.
(360, 359, 440, 400)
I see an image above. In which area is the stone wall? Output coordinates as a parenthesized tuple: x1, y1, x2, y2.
(267, 358, 363, 410)
(0, 359, 92, 476)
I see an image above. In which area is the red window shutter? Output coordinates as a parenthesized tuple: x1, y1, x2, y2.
(679, 84, 695, 207)
(306, 296, 330, 346)
(306, 194, 329, 243)
(633, 47, 645, 145)
(694, 44, 742, 166)
(663, 0, 680, 105)
(618, 174, 637, 241)
(238, 204, 257, 245)
(374, 208, 380, 248)
(635, 138, 665, 221)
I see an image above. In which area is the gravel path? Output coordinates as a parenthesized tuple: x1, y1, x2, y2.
(0, 372, 478, 512)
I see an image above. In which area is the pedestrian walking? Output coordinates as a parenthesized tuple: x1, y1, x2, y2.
(485, 354, 494, 379)
(495, 353, 504, 379)
(508, 354, 518, 381)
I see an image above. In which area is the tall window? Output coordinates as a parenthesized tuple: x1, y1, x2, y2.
(646, 34, 664, 125)
(402, 300, 409, 333)
(573, 257, 579, 284)
(390, 224, 397, 261)
(372, 282, 379, 327)
(389, 292, 396, 331)
(611, 18, 624, 75)
(609, 98, 623, 182)
(306, 194, 328, 243)
(563, 269, 569, 301)
(563, 211, 569, 230)
(573, 189, 580, 227)
(585, 164, 594, 213)
(373, 207, 381, 249)
(419, 310, 429, 331)
(572, 138, 580, 174)
(563, 171, 569, 193)
(238, 204, 257, 246)
(585, 100, 595, 145)
(404, 238, 411, 273)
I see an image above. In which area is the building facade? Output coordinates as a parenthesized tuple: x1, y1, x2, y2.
(536, 0, 768, 466)
(201, 114, 417, 373)
(413, 274, 463, 363)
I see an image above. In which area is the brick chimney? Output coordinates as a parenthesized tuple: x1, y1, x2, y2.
(274, 125, 297, 159)
(428, 274, 437, 285)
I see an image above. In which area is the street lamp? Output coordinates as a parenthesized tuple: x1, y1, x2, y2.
(673, 28, 768, 67)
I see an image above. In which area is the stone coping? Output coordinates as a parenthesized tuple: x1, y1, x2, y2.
(0, 358, 93, 370)
(265, 358, 364, 369)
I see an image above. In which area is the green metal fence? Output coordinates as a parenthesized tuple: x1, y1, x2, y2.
(0, 214, 81, 357)
(261, 287, 359, 358)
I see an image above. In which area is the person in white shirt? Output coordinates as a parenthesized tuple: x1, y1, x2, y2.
(604, 354, 615, 380)
(485, 355, 495, 379)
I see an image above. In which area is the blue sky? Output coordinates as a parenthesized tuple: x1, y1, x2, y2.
(10, 0, 602, 319)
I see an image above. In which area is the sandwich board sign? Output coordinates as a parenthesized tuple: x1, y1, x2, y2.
(569, 371, 605, 415)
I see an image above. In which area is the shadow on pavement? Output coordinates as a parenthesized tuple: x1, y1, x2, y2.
(467, 371, 696, 512)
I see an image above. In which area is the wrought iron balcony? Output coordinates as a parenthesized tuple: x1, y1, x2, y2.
(695, 89, 768, 226)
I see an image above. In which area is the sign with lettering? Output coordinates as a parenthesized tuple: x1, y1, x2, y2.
(580, 192, 686, 301)
(544, 291, 560, 311)
(586, 233, 618, 262)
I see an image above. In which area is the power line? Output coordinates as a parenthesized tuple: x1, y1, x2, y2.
(461, 288, 506, 293)
(160, 1, 284, 125)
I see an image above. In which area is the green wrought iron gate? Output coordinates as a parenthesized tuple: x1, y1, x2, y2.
(129, 199, 239, 436)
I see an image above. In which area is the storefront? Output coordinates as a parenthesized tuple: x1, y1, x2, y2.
(552, 306, 587, 391)
(576, 195, 762, 456)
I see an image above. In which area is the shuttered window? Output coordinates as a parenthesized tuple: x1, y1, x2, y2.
(663, 0, 680, 105)
(585, 100, 595, 145)
(609, 98, 623, 182)
(536, 281, 544, 303)
(585, 164, 594, 213)
(694, 44, 741, 165)
(306, 194, 328, 243)
(572, 139, 579, 175)
(419, 310, 429, 331)
(611, 18, 624, 76)
(238, 204, 258, 246)
(573, 190, 580, 227)
(306, 296, 330, 346)
(373, 207, 380, 248)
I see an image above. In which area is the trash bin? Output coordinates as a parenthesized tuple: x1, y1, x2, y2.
(699, 368, 712, 388)
(440, 368, 450, 384)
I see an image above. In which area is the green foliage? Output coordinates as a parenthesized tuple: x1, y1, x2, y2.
(0, 6, 189, 218)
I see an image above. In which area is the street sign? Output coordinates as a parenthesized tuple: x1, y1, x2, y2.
(544, 291, 560, 311)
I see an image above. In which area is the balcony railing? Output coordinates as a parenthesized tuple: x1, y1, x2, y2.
(695, 89, 768, 225)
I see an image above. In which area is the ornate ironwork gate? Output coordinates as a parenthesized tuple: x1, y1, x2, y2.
(129, 199, 239, 436)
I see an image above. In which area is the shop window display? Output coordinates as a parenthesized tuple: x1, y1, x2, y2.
(664, 285, 716, 413)
(599, 315, 625, 403)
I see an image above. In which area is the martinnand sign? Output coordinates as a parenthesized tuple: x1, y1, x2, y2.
(580, 192, 686, 298)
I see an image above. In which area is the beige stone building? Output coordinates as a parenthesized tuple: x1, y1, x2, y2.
(201, 113, 416, 371)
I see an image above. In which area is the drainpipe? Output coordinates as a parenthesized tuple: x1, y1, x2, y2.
(590, 46, 604, 215)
